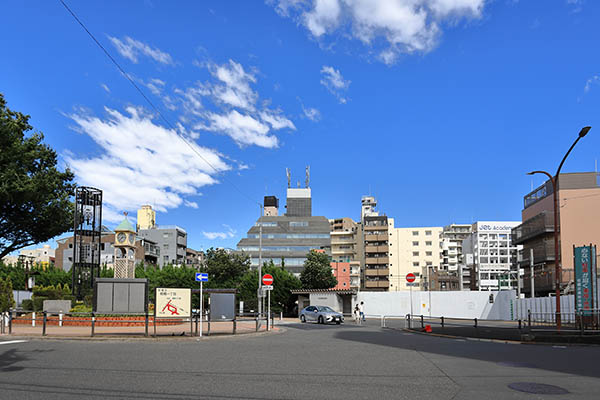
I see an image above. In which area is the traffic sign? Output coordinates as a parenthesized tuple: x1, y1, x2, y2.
(195, 273, 208, 282)
(406, 282, 419, 287)
(262, 274, 274, 285)
(406, 273, 416, 283)
(262, 285, 273, 291)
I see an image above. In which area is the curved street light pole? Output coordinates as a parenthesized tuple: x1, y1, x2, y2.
(527, 126, 591, 330)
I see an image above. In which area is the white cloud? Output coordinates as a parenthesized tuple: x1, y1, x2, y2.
(65, 106, 229, 222)
(184, 200, 199, 209)
(174, 59, 295, 148)
(320, 65, 350, 103)
(584, 75, 599, 93)
(202, 225, 236, 240)
(108, 36, 174, 65)
(100, 83, 110, 93)
(269, 0, 486, 64)
(302, 105, 321, 121)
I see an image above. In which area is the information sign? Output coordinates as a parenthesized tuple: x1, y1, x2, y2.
(155, 288, 191, 318)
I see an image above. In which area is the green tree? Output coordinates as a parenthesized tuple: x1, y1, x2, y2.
(300, 251, 337, 289)
(0, 276, 15, 312)
(204, 248, 250, 288)
(0, 93, 76, 259)
(237, 261, 301, 314)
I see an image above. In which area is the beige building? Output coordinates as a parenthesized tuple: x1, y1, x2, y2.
(329, 217, 363, 289)
(363, 215, 394, 291)
(2, 245, 56, 267)
(512, 172, 600, 296)
(389, 226, 443, 291)
(136, 205, 156, 231)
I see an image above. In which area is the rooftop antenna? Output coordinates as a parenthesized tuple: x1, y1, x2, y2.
(305, 165, 310, 188)
(297, 180, 300, 188)
(286, 168, 291, 188)
(595, 158, 598, 173)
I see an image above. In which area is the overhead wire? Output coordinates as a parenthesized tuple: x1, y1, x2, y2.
(58, 0, 261, 208)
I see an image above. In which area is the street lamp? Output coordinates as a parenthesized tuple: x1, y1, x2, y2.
(527, 126, 591, 329)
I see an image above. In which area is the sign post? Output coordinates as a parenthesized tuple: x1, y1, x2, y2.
(195, 273, 208, 337)
(262, 274, 274, 331)
(406, 273, 416, 316)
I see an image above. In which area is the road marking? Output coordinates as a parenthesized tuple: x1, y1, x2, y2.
(552, 345, 567, 349)
(0, 340, 28, 345)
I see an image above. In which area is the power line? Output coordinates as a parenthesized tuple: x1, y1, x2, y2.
(58, 0, 260, 207)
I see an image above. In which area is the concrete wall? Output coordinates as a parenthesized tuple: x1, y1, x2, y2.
(309, 293, 343, 313)
(355, 290, 516, 320)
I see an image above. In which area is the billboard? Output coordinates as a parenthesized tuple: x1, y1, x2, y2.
(155, 288, 191, 318)
(574, 245, 597, 316)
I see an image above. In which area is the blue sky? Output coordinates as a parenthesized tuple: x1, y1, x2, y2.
(2, 0, 599, 253)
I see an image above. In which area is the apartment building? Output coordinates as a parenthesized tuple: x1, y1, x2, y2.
(363, 215, 393, 291)
(137, 205, 156, 231)
(137, 225, 187, 267)
(389, 227, 443, 291)
(441, 224, 473, 290)
(462, 221, 521, 291)
(329, 217, 363, 289)
(512, 172, 600, 296)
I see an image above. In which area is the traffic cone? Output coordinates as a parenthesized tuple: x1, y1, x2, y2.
(424, 325, 432, 333)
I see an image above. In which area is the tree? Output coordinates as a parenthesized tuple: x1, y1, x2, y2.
(300, 251, 337, 289)
(0, 93, 75, 259)
(0, 276, 15, 312)
(237, 261, 301, 314)
(204, 248, 250, 288)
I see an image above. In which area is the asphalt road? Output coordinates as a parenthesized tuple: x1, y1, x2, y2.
(1, 321, 600, 399)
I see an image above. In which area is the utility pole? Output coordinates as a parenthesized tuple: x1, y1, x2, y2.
(257, 205, 263, 319)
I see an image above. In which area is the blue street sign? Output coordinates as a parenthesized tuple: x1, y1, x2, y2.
(195, 273, 208, 282)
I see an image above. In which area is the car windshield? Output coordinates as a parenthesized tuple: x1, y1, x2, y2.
(316, 306, 335, 312)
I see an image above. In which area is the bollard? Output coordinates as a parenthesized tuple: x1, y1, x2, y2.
(441, 316, 444, 328)
(207, 320, 211, 336)
(280, 312, 283, 321)
(256, 317, 259, 332)
(8, 310, 13, 334)
(233, 319, 237, 335)
(518, 319, 522, 330)
(474, 318, 478, 328)
(145, 312, 149, 337)
(528, 310, 531, 329)
(420, 315, 424, 329)
(381, 315, 385, 328)
(42, 312, 47, 336)
(32, 312, 36, 327)
(194, 313, 199, 337)
(407, 314, 411, 330)
(59, 313, 63, 327)
(91, 313, 95, 337)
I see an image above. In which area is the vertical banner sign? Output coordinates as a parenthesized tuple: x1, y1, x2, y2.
(574, 246, 595, 316)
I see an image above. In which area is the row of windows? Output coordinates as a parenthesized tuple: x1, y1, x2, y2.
(247, 233, 329, 239)
(412, 241, 433, 246)
(240, 246, 321, 252)
(412, 230, 433, 236)
(255, 221, 310, 227)
(250, 257, 307, 266)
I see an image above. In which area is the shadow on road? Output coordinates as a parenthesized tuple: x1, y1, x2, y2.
(333, 327, 600, 379)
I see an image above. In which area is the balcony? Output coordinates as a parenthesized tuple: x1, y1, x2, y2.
(365, 245, 387, 253)
(518, 239, 556, 266)
(365, 257, 388, 264)
(365, 268, 389, 277)
(364, 280, 390, 289)
(365, 234, 388, 242)
(512, 212, 554, 245)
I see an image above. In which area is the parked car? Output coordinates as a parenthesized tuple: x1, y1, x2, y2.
(299, 305, 344, 324)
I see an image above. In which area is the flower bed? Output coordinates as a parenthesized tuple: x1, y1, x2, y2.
(11, 314, 184, 327)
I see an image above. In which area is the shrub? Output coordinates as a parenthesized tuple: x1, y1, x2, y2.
(70, 304, 92, 313)
(21, 299, 33, 311)
(33, 296, 47, 312)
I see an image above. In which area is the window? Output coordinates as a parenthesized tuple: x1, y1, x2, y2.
(426, 241, 432, 246)
(163, 244, 169, 250)
(426, 251, 432, 256)
(413, 262, 419, 267)
(425, 231, 432, 236)
(412, 251, 419, 256)
(412, 231, 419, 236)
(163, 255, 169, 263)
(426, 261, 432, 266)
(289, 221, 309, 227)
(412, 241, 419, 246)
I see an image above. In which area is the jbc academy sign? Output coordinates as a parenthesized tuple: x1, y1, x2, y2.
(155, 288, 191, 318)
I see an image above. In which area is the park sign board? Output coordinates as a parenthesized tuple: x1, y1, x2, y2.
(574, 245, 597, 316)
(155, 288, 191, 318)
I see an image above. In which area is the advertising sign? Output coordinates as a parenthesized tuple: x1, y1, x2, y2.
(574, 246, 596, 316)
(155, 288, 191, 318)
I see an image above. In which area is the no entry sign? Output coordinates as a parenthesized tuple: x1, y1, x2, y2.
(262, 274, 274, 286)
(406, 273, 416, 283)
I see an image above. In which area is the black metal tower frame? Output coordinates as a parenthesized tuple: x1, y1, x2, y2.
(72, 186, 103, 300)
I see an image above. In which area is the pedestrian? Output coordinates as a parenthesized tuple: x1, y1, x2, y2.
(354, 304, 361, 325)
(358, 301, 365, 322)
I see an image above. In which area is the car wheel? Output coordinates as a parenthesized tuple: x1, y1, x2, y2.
(300, 315, 306, 323)
(336, 321, 341, 325)
(318, 316, 324, 324)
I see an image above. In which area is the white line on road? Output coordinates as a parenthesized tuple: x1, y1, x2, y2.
(0, 340, 28, 345)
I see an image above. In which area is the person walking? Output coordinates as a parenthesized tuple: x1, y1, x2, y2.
(358, 301, 365, 322)
(353, 304, 361, 325)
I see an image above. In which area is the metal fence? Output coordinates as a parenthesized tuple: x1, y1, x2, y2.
(1, 309, 275, 338)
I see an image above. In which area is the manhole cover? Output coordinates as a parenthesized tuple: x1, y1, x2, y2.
(497, 361, 536, 368)
(508, 382, 569, 395)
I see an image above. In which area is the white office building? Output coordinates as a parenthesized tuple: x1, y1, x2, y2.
(462, 221, 522, 291)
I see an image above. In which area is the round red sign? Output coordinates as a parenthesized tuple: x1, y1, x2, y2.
(406, 273, 416, 283)
(262, 274, 274, 285)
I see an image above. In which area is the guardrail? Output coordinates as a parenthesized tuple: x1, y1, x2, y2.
(2, 309, 275, 338)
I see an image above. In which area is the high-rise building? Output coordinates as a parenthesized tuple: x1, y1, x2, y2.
(329, 217, 363, 289)
(363, 215, 393, 291)
(137, 205, 156, 231)
(237, 184, 330, 275)
(389, 226, 443, 291)
(462, 221, 521, 291)
(512, 172, 600, 297)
